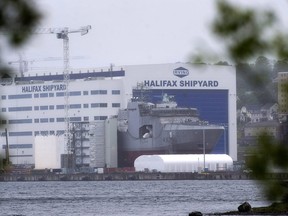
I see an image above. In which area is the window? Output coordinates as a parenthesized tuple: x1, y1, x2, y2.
(34, 119, 39, 123)
(40, 106, 48, 110)
(1, 95, 6, 100)
(57, 118, 64, 122)
(2, 144, 32, 149)
(9, 131, 32, 136)
(83, 104, 89, 108)
(91, 103, 108, 108)
(56, 92, 65, 97)
(49, 93, 54, 97)
(94, 116, 107, 120)
(69, 91, 81, 96)
(112, 103, 120, 108)
(84, 116, 89, 121)
(1, 108, 6, 112)
(70, 117, 81, 122)
(91, 90, 107, 95)
(34, 106, 39, 111)
(70, 104, 81, 109)
(49, 118, 54, 122)
(83, 91, 88, 95)
(91, 103, 99, 108)
(40, 118, 49, 123)
(8, 94, 32, 99)
(112, 90, 120, 95)
(56, 105, 65, 109)
(9, 107, 32, 112)
(91, 90, 99, 95)
(56, 130, 65, 135)
(9, 119, 32, 124)
(34, 94, 39, 98)
(40, 93, 48, 98)
(49, 105, 54, 110)
(40, 131, 48, 136)
(100, 90, 107, 94)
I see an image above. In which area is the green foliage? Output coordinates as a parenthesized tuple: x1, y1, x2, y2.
(247, 133, 288, 202)
(212, 1, 276, 62)
(273, 34, 288, 60)
(0, 0, 41, 46)
(212, 0, 288, 203)
(0, 0, 41, 171)
(0, 0, 41, 80)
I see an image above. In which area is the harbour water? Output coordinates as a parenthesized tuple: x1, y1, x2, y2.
(0, 180, 269, 216)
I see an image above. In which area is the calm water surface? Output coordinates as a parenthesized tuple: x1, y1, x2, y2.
(0, 180, 269, 216)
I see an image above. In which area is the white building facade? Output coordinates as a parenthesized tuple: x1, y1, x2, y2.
(0, 63, 237, 166)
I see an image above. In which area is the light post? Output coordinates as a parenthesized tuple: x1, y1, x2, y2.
(203, 129, 206, 172)
(224, 126, 226, 154)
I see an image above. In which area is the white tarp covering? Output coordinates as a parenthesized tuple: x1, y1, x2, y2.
(134, 154, 233, 173)
(34, 135, 65, 169)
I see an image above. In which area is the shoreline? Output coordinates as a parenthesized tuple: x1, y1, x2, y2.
(1, 171, 287, 182)
(0, 171, 252, 182)
(208, 203, 288, 215)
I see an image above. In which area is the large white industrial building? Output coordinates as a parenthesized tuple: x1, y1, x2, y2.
(0, 63, 236, 168)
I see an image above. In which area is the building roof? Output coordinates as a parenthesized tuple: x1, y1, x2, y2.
(14, 70, 125, 82)
(261, 103, 277, 110)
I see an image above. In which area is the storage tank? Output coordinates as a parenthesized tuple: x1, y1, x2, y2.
(34, 135, 65, 169)
(134, 154, 233, 173)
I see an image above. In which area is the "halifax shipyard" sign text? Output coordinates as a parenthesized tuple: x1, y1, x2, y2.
(21, 84, 66, 93)
(143, 80, 219, 88)
(142, 66, 219, 88)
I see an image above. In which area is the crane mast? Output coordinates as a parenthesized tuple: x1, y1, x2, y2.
(33, 25, 91, 169)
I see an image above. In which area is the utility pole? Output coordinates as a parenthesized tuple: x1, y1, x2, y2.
(5, 128, 10, 167)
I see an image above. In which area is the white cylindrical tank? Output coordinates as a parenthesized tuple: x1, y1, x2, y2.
(134, 154, 233, 173)
(34, 135, 65, 169)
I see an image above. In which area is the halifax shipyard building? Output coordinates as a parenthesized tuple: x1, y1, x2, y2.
(0, 63, 236, 170)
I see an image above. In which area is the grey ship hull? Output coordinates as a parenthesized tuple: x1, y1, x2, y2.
(118, 124, 224, 167)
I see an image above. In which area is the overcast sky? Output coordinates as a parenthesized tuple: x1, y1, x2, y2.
(6, 0, 288, 72)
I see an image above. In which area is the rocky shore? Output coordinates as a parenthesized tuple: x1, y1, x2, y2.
(189, 202, 288, 216)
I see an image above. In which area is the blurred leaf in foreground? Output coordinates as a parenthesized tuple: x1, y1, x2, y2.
(211, 0, 288, 203)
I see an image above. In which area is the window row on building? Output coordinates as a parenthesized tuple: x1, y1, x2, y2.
(1, 89, 121, 100)
(2, 144, 32, 149)
(2, 116, 108, 125)
(1, 103, 121, 112)
(2, 130, 64, 136)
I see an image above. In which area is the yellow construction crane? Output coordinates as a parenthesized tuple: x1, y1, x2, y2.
(34, 25, 92, 169)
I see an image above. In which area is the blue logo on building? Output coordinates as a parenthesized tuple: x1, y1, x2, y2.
(173, 67, 189, 78)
